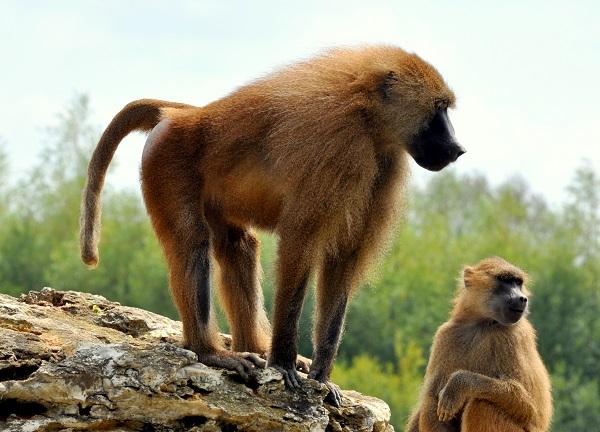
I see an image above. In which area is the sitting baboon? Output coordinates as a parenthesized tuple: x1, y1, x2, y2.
(406, 257, 552, 431)
(80, 45, 464, 405)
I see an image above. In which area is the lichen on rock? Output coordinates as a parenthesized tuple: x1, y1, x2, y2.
(0, 288, 393, 431)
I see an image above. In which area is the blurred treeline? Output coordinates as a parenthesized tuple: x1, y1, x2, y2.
(0, 96, 598, 431)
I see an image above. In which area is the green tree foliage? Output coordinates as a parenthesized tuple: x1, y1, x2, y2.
(0, 97, 598, 431)
(551, 362, 600, 430)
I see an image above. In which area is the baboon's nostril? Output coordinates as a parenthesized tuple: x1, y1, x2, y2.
(452, 145, 466, 161)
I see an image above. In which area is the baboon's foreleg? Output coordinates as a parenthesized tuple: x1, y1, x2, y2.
(420, 395, 459, 432)
(268, 229, 315, 388)
(438, 370, 535, 427)
(308, 252, 358, 406)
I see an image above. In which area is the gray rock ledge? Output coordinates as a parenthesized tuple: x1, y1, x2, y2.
(0, 288, 393, 431)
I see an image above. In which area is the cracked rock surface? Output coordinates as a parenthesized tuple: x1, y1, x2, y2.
(0, 288, 393, 431)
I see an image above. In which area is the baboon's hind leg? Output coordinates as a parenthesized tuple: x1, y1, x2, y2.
(206, 213, 271, 355)
(207, 213, 310, 371)
(141, 121, 265, 378)
(461, 400, 524, 432)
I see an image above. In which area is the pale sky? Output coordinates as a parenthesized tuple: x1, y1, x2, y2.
(2, 1, 599, 204)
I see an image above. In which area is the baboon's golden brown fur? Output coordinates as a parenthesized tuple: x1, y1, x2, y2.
(406, 257, 552, 431)
(80, 45, 463, 405)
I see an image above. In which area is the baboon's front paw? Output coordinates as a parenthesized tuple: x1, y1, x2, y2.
(197, 351, 265, 381)
(323, 381, 343, 407)
(437, 385, 465, 422)
(270, 363, 302, 389)
(307, 369, 343, 407)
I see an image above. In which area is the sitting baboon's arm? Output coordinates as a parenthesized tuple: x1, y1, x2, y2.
(416, 374, 458, 432)
(437, 370, 536, 426)
(420, 396, 459, 432)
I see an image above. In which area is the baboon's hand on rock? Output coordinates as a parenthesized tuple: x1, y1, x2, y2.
(308, 367, 342, 407)
(271, 363, 302, 388)
(323, 381, 343, 407)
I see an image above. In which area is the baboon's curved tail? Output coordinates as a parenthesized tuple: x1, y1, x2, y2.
(80, 99, 194, 267)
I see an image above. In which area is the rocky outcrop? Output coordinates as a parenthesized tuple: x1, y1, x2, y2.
(0, 288, 393, 431)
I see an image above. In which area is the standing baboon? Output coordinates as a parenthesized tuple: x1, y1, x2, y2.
(80, 45, 464, 405)
(406, 257, 552, 431)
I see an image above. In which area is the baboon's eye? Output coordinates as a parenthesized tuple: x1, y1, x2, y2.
(497, 274, 523, 285)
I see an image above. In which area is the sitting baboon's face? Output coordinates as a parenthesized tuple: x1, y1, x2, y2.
(488, 272, 529, 325)
(460, 257, 530, 326)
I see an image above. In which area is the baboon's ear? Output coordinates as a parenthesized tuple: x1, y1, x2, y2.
(380, 70, 399, 101)
(463, 266, 474, 288)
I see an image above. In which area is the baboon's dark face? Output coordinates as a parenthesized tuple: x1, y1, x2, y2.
(489, 274, 529, 325)
(407, 108, 465, 171)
